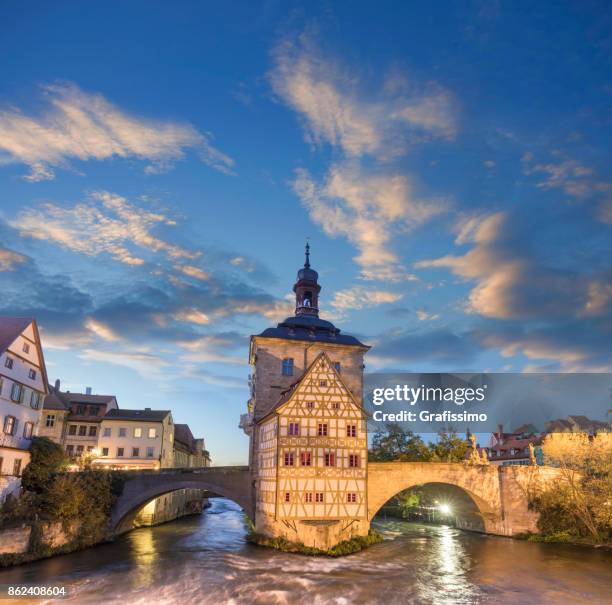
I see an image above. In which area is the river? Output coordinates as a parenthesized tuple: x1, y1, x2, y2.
(0, 499, 610, 605)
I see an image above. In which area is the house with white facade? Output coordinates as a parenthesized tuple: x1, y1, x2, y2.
(93, 408, 174, 469)
(0, 317, 49, 501)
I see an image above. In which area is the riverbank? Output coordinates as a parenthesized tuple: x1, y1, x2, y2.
(0, 491, 208, 568)
(513, 531, 612, 550)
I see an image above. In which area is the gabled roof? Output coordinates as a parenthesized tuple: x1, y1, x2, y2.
(255, 351, 362, 423)
(0, 316, 49, 395)
(62, 393, 117, 405)
(43, 391, 70, 411)
(174, 423, 194, 445)
(104, 408, 170, 422)
(0, 316, 33, 356)
(43, 385, 117, 411)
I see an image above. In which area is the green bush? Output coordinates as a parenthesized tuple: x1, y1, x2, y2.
(0, 443, 127, 564)
(248, 530, 383, 557)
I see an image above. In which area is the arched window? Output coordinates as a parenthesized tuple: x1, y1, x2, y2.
(282, 358, 294, 376)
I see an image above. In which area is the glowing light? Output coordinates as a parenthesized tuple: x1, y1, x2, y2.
(439, 503, 452, 515)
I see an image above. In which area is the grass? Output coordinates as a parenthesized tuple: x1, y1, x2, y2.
(513, 531, 611, 548)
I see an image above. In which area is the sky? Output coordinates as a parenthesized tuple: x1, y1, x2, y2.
(0, 1, 610, 465)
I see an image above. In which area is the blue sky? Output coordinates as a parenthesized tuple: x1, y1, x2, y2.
(0, 1, 610, 464)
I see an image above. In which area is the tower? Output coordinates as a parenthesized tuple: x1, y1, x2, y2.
(241, 245, 371, 550)
(293, 243, 320, 316)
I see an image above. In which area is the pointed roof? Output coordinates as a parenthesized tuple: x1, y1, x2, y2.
(0, 316, 33, 356)
(255, 351, 362, 423)
(0, 316, 49, 394)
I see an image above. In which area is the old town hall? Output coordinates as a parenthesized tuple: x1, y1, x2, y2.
(240, 245, 371, 549)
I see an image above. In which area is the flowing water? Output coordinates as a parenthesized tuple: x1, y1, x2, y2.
(0, 499, 610, 604)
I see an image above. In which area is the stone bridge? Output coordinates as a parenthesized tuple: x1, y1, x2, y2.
(111, 462, 560, 538)
(111, 466, 253, 533)
(368, 462, 561, 536)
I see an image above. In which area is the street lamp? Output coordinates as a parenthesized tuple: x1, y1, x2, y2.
(438, 503, 452, 516)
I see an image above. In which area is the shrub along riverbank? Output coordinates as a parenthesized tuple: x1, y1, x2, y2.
(247, 530, 384, 556)
(0, 437, 125, 567)
(522, 433, 611, 547)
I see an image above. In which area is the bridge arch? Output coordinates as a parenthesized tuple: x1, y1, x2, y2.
(110, 467, 253, 534)
(367, 462, 503, 534)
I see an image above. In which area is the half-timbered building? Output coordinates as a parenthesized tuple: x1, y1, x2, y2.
(241, 245, 370, 549)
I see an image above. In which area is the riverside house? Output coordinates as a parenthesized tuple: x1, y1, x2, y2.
(0, 317, 49, 502)
(93, 408, 175, 470)
(39, 381, 118, 458)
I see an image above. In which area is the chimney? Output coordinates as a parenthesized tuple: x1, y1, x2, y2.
(54, 378, 61, 391)
(497, 424, 504, 444)
(86, 387, 92, 395)
(145, 407, 151, 411)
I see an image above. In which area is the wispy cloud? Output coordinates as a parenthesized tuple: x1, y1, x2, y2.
(84, 318, 120, 342)
(273, 34, 455, 280)
(330, 286, 402, 312)
(79, 347, 169, 378)
(270, 34, 457, 158)
(175, 264, 210, 281)
(415, 212, 604, 320)
(522, 152, 612, 225)
(14, 191, 198, 266)
(0, 248, 27, 271)
(416, 308, 440, 321)
(414, 210, 612, 370)
(0, 83, 235, 180)
(294, 163, 446, 281)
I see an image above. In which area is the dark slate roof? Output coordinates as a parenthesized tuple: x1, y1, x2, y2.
(174, 423, 195, 452)
(257, 314, 368, 347)
(43, 386, 117, 411)
(104, 408, 170, 422)
(42, 391, 69, 411)
(0, 316, 33, 356)
(61, 393, 117, 405)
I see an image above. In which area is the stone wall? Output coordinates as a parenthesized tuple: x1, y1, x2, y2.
(134, 489, 208, 527)
(0, 520, 81, 557)
(0, 526, 31, 555)
(256, 511, 370, 551)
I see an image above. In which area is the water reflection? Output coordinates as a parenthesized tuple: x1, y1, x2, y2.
(0, 499, 609, 605)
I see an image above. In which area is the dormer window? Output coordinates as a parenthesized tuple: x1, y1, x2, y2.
(282, 358, 294, 376)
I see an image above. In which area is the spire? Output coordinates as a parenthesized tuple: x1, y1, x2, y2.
(294, 244, 320, 317)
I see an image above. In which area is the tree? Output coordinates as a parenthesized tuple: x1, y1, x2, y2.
(21, 437, 68, 495)
(428, 430, 469, 463)
(369, 424, 431, 462)
(532, 432, 612, 542)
